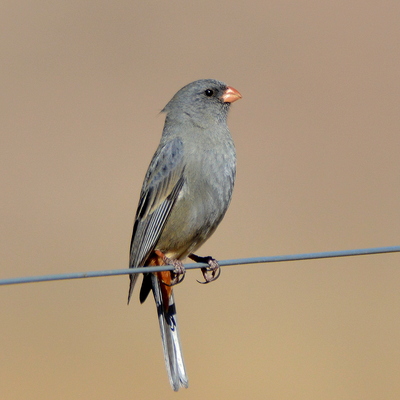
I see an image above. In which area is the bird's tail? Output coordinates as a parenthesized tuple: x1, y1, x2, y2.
(151, 273, 188, 391)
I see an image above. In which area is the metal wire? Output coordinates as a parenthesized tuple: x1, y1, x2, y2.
(0, 246, 399, 286)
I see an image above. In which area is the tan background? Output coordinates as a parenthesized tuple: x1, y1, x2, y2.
(1, 1, 400, 399)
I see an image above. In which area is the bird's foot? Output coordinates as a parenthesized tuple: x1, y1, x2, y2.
(155, 250, 186, 286)
(189, 254, 221, 284)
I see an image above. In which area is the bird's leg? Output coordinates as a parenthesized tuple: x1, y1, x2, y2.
(189, 253, 221, 284)
(154, 250, 185, 286)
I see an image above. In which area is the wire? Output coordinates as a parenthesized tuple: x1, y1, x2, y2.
(0, 246, 399, 287)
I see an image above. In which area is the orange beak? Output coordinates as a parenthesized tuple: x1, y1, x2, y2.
(221, 86, 242, 103)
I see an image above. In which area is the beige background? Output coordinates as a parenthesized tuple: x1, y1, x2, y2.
(1, 1, 400, 399)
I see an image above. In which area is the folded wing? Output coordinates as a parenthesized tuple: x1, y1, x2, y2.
(128, 137, 185, 303)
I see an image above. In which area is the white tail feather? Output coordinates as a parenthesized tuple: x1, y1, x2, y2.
(151, 274, 188, 391)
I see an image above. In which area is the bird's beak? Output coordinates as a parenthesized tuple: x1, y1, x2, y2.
(221, 86, 242, 103)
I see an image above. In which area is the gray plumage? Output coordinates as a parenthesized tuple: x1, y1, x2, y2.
(128, 79, 240, 391)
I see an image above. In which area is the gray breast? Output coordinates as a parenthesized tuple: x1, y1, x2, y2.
(157, 135, 236, 259)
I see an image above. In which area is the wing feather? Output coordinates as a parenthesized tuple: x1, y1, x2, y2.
(128, 138, 185, 302)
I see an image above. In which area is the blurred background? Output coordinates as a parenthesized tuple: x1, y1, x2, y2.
(1, 1, 400, 399)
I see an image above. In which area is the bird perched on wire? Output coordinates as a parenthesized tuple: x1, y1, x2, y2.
(128, 79, 241, 390)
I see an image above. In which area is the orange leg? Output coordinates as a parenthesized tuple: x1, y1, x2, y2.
(148, 250, 186, 311)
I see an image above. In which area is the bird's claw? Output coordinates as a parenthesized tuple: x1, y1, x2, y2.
(161, 256, 186, 287)
(197, 264, 221, 284)
(189, 255, 221, 284)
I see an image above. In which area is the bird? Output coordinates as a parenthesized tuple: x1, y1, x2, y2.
(128, 79, 241, 390)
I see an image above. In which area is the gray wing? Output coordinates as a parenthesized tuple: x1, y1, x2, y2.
(128, 137, 185, 302)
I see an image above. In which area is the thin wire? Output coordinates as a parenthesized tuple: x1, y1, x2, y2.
(1, 246, 399, 287)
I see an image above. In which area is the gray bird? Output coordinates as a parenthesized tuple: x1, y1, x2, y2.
(128, 79, 241, 391)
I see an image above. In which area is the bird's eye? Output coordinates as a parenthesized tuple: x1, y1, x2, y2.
(204, 89, 214, 97)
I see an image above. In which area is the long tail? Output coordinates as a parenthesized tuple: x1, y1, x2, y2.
(151, 274, 188, 391)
